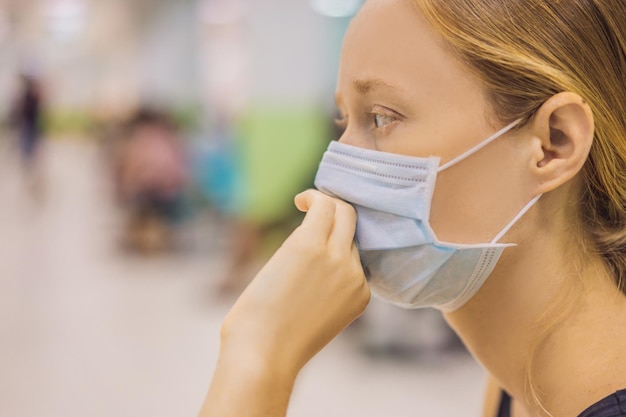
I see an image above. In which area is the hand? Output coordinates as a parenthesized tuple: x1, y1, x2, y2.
(220, 189, 370, 377)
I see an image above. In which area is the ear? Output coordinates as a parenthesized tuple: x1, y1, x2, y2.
(527, 92, 594, 193)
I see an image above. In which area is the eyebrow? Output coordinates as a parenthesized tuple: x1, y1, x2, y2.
(352, 78, 397, 94)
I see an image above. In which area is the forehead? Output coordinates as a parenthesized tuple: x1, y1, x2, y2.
(338, 0, 483, 106)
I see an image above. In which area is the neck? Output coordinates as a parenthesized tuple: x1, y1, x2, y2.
(444, 209, 626, 417)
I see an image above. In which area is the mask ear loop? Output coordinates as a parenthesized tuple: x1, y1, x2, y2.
(438, 119, 523, 172)
(433, 117, 539, 243)
(490, 194, 542, 244)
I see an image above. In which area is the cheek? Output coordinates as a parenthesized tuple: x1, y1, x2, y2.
(374, 122, 472, 159)
(429, 139, 536, 244)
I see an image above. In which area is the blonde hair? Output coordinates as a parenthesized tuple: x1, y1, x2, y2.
(408, 0, 626, 413)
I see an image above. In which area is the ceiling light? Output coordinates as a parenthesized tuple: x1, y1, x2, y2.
(310, 0, 362, 18)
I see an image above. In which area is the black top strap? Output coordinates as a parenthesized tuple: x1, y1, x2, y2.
(578, 389, 626, 417)
(497, 390, 512, 417)
(497, 389, 626, 417)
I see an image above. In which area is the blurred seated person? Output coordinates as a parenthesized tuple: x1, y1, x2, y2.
(115, 108, 188, 253)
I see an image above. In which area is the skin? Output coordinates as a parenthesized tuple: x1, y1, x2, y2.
(201, 191, 369, 417)
(201, 0, 626, 416)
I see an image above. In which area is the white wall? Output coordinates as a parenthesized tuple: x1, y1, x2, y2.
(0, 0, 357, 118)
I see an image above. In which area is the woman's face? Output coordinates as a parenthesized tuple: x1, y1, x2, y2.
(335, 0, 537, 244)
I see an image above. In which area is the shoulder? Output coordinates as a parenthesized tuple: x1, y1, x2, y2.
(577, 389, 626, 417)
(482, 375, 534, 417)
(482, 375, 503, 417)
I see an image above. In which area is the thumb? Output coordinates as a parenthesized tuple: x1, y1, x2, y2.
(294, 189, 324, 212)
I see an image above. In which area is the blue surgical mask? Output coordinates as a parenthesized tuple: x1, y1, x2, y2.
(314, 120, 540, 311)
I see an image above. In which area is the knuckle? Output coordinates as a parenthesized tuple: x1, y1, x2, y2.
(355, 280, 371, 309)
(320, 196, 338, 212)
(344, 264, 365, 288)
(332, 199, 356, 219)
(336, 199, 356, 215)
(346, 258, 365, 279)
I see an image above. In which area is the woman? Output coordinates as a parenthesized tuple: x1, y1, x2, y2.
(201, 0, 626, 416)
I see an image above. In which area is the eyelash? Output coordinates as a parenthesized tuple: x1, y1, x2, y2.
(368, 112, 397, 131)
(334, 109, 400, 134)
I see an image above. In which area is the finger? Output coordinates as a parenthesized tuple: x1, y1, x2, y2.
(295, 190, 336, 239)
(350, 242, 362, 265)
(294, 190, 312, 212)
(328, 199, 357, 250)
(294, 189, 327, 212)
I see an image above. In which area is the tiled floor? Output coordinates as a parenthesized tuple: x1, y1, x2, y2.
(0, 139, 486, 417)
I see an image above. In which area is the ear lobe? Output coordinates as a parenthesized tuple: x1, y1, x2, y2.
(529, 92, 594, 193)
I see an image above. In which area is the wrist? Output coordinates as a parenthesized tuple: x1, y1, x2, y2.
(201, 342, 298, 417)
(217, 339, 301, 386)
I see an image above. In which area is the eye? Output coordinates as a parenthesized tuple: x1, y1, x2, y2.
(373, 113, 396, 128)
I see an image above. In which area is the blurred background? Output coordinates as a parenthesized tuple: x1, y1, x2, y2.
(0, 0, 486, 416)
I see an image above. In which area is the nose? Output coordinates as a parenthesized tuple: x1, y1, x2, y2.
(337, 129, 376, 150)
